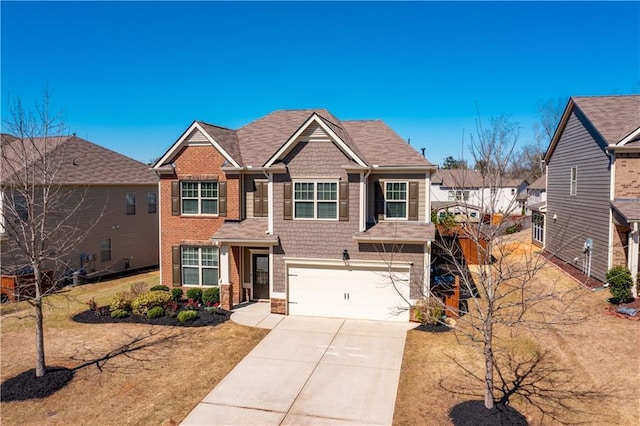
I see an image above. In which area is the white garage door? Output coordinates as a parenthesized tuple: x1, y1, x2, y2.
(288, 265, 410, 322)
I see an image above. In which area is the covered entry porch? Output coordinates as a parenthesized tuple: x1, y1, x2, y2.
(611, 200, 640, 297)
(212, 218, 279, 310)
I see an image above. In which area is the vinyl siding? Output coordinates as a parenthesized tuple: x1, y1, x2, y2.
(0, 184, 159, 276)
(545, 110, 611, 282)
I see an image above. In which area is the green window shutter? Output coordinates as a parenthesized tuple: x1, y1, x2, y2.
(171, 181, 180, 216)
(408, 181, 419, 221)
(218, 181, 227, 217)
(283, 182, 292, 220)
(172, 246, 181, 287)
(374, 181, 384, 220)
(339, 181, 349, 221)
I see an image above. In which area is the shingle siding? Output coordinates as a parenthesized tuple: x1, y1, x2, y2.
(546, 110, 612, 282)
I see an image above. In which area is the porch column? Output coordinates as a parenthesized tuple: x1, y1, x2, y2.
(629, 222, 639, 298)
(219, 245, 232, 310)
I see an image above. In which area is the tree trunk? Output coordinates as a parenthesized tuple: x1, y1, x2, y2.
(483, 322, 495, 409)
(33, 264, 46, 377)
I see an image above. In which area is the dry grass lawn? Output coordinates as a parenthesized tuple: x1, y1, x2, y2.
(0, 272, 268, 425)
(394, 233, 640, 425)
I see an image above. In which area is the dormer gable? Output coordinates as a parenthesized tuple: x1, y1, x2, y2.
(263, 113, 367, 168)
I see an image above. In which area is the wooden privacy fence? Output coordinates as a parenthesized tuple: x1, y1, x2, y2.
(1, 271, 54, 303)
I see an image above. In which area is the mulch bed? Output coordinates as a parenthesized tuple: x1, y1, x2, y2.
(604, 298, 640, 321)
(449, 400, 528, 425)
(1, 367, 74, 402)
(72, 306, 231, 327)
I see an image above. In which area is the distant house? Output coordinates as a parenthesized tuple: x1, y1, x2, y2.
(527, 174, 546, 246)
(1, 134, 159, 288)
(152, 109, 437, 322)
(430, 168, 527, 217)
(543, 95, 640, 295)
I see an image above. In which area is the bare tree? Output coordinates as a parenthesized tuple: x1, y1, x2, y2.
(413, 113, 585, 412)
(1, 92, 102, 377)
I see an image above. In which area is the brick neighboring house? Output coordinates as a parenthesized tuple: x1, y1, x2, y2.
(153, 109, 436, 321)
(1, 134, 159, 293)
(543, 95, 640, 295)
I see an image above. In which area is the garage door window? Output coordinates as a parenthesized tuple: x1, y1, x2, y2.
(182, 247, 219, 286)
(294, 181, 337, 219)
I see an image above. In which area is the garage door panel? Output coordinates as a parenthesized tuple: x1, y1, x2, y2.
(288, 265, 410, 322)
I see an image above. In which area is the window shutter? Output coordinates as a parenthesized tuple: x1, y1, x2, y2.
(171, 181, 180, 216)
(260, 182, 269, 217)
(374, 181, 384, 220)
(172, 246, 181, 287)
(254, 182, 267, 217)
(218, 181, 227, 217)
(339, 181, 349, 221)
(408, 181, 419, 221)
(283, 182, 292, 220)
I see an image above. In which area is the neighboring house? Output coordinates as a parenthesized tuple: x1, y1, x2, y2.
(527, 174, 546, 246)
(1, 134, 159, 282)
(432, 201, 482, 223)
(153, 109, 436, 322)
(430, 168, 527, 216)
(544, 95, 640, 295)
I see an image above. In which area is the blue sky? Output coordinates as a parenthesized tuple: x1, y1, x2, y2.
(2, 1, 638, 166)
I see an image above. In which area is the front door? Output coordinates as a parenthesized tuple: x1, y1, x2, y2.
(252, 254, 269, 300)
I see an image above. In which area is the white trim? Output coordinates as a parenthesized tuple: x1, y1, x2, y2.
(610, 154, 616, 201)
(283, 257, 413, 270)
(570, 166, 577, 196)
(425, 173, 431, 223)
(359, 172, 365, 232)
(424, 242, 431, 297)
(219, 245, 230, 285)
(292, 180, 339, 220)
(269, 246, 274, 300)
(616, 127, 640, 146)
(629, 222, 639, 298)
(383, 180, 409, 220)
(264, 114, 367, 168)
(153, 122, 240, 169)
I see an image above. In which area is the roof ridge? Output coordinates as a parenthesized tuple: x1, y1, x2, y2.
(197, 120, 236, 132)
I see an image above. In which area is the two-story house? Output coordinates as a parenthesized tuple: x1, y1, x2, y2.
(1, 134, 159, 297)
(430, 168, 527, 219)
(544, 95, 640, 296)
(153, 110, 436, 322)
(527, 174, 546, 246)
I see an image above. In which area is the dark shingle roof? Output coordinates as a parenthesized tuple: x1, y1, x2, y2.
(611, 199, 640, 222)
(1, 135, 158, 185)
(573, 95, 640, 145)
(354, 221, 435, 243)
(198, 122, 242, 165)
(432, 169, 485, 187)
(211, 218, 278, 244)
(178, 109, 434, 168)
(529, 174, 546, 190)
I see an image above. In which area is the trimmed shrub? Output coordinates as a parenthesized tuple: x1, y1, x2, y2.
(186, 288, 203, 303)
(109, 292, 133, 312)
(150, 285, 170, 292)
(414, 297, 445, 326)
(131, 290, 172, 316)
(606, 266, 634, 303)
(171, 287, 183, 302)
(202, 287, 220, 305)
(177, 310, 198, 322)
(111, 309, 129, 319)
(147, 306, 165, 318)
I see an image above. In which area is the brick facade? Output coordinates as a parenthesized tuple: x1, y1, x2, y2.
(615, 153, 640, 198)
(159, 145, 240, 287)
(612, 225, 629, 268)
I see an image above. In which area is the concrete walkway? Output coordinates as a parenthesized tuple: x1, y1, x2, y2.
(182, 304, 415, 425)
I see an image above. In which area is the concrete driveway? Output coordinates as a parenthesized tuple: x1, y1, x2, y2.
(182, 313, 415, 425)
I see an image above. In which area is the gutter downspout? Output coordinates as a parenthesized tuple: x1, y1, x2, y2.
(263, 170, 273, 235)
(360, 169, 372, 232)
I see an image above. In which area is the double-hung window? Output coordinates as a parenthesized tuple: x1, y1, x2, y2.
(147, 192, 157, 213)
(182, 247, 219, 286)
(181, 182, 218, 215)
(126, 193, 136, 215)
(100, 238, 111, 262)
(385, 182, 408, 219)
(294, 181, 337, 219)
(570, 167, 577, 196)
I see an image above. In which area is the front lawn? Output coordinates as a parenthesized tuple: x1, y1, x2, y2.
(394, 235, 640, 425)
(0, 272, 269, 425)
